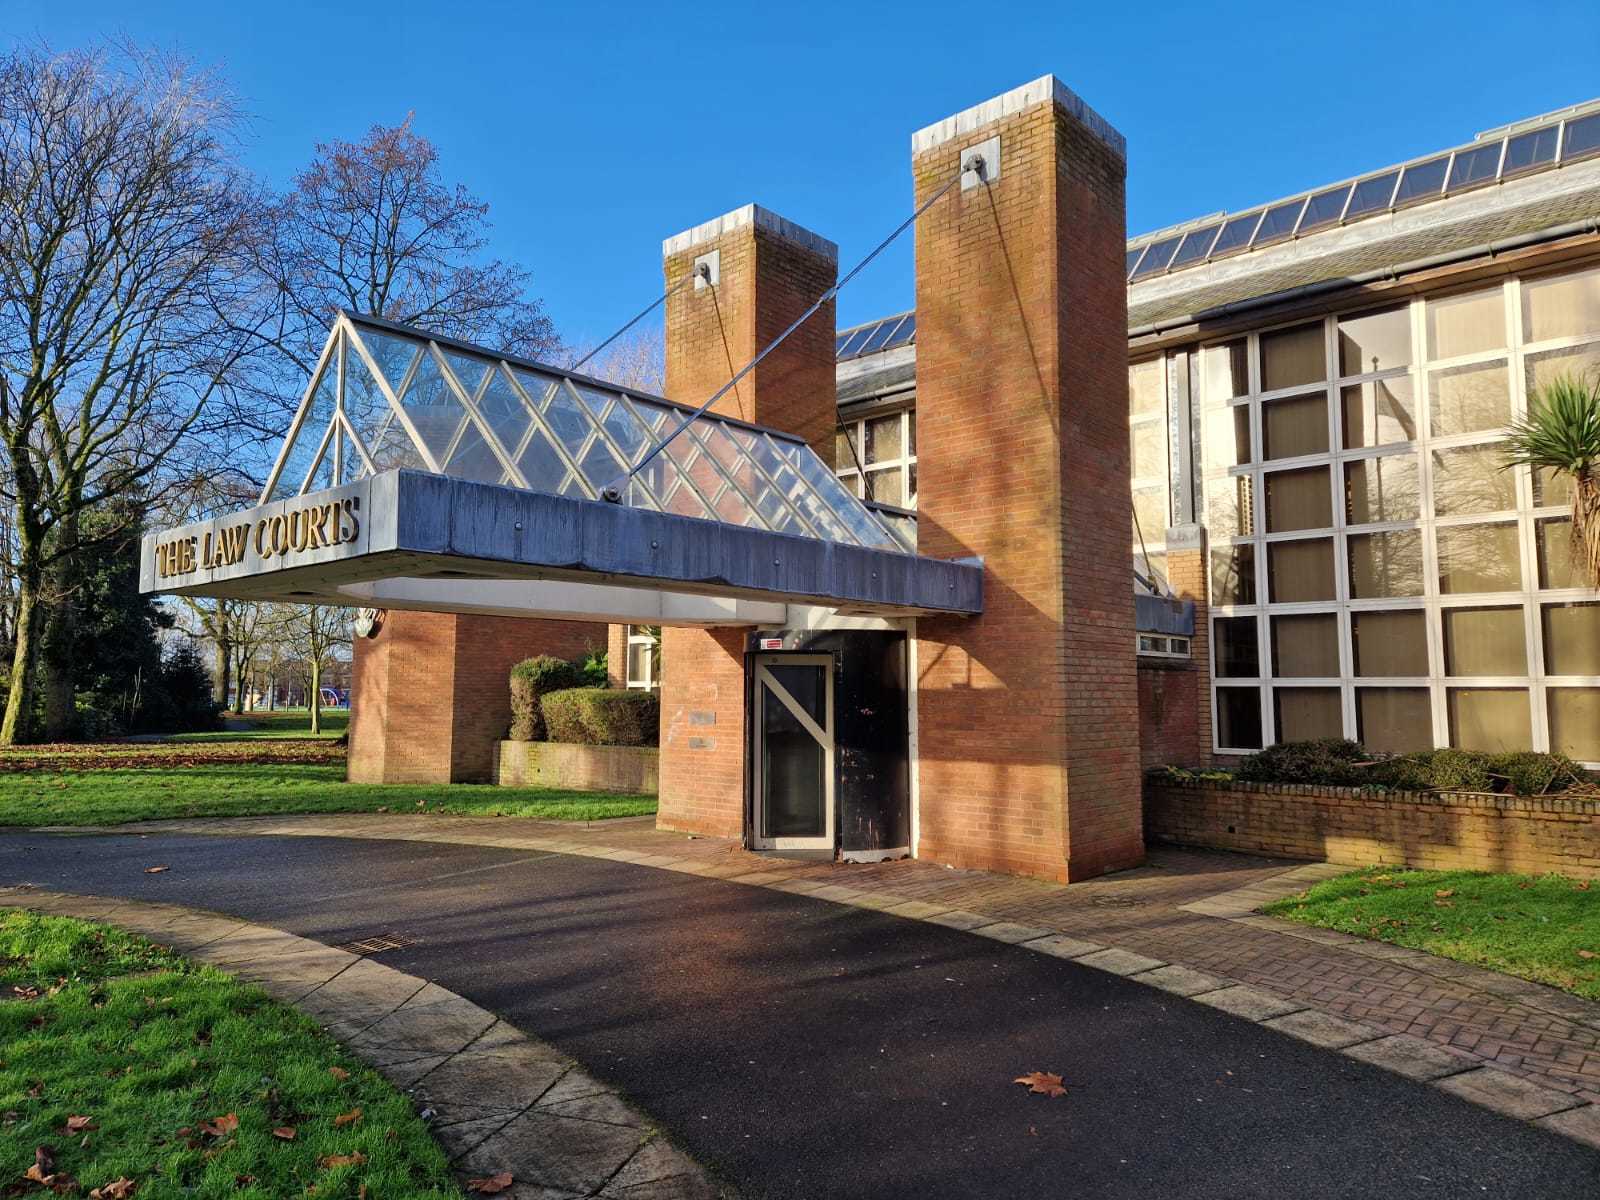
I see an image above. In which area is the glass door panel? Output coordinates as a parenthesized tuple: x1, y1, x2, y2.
(753, 655, 833, 850)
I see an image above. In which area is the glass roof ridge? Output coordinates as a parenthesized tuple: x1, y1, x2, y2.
(339, 309, 812, 448)
(264, 312, 910, 556)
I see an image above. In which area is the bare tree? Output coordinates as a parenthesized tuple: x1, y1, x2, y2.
(300, 605, 350, 735)
(574, 324, 664, 394)
(235, 116, 560, 451)
(0, 43, 258, 742)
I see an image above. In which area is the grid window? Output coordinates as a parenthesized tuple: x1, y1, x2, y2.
(624, 626, 660, 691)
(1129, 358, 1170, 579)
(835, 408, 916, 509)
(1195, 266, 1600, 761)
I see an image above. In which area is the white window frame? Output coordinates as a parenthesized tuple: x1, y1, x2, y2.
(624, 625, 660, 692)
(836, 408, 917, 509)
(1195, 268, 1600, 764)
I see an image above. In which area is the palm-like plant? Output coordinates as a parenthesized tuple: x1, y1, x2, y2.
(1504, 372, 1600, 589)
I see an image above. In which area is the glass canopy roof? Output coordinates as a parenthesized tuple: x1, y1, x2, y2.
(262, 312, 912, 554)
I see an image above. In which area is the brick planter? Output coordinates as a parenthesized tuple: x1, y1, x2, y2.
(496, 741, 659, 795)
(1145, 776, 1600, 880)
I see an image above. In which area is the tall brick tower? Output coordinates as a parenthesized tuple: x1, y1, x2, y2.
(911, 78, 1142, 881)
(654, 205, 839, 836)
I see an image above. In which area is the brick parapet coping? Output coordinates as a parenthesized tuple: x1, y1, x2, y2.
(29, 814, 1600, 1152)
(1151, 775, 1600, 817)
(0, 887, 725, 1199)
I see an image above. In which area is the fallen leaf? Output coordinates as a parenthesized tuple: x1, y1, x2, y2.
(272, 1127, 297, 1140)
(143, 866, 170, 874)
(466, 1173, 514, 1195)
(332, 1107, 362, 1128)
(328, 1067, 350, 1081)
(1434, 900, 1454, 909)
(1013, 1070, 1067, 1098)
(90, 1177, 137, 1199)
(1577, 881, 1592, 891)
(233, 1177, 255, 1189)
(1579, 950, 1597, 961)
(63, 1115, 96, 1134)
(199, 1113, 239, 1138)
(1434, 889, 1455, 899)
(11, 985, 40, 1000)
(34, 1147, 54, 1176)
(318, 1153, 367, 1169)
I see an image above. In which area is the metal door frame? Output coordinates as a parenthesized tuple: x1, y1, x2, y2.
(750, 653, 835, 851)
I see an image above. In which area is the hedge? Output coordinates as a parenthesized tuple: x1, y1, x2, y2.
(540, 687, 660, 747)
(509, 655, 581, 741)
(1227, 738, 1590, 797)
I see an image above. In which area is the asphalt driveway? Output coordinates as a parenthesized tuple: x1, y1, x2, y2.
(3, 829, 1596, 1198)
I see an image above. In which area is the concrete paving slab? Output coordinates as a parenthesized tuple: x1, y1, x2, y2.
(970, 920, 1054, 944)
(1436, 1067, 1582, 1121)
(1344, 1034, 1475, 1082)
(1075, 947, 1166, 976)
(882, 899, 952, 919)
(1135, 965, 1230, 997)
(599, 1138, 722, 1199)
(1019, 933, 1104, 960)
(1535, 1104, 1600, 1150)
(455, 1109, 648, 1196)
(1261, 1009, 1384, 1050)
(921, 909, 996, 932)
(1192, 985, 1303, 1021)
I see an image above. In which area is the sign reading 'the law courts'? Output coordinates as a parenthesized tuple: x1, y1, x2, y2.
(140, 479, 373, 595)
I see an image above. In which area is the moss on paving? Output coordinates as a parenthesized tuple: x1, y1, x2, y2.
(0, 763, 657, 828)
(0, 909, 462, 1198)
(1266, 867, 1600, 1000)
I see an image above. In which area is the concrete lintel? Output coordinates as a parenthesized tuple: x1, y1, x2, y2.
(337, 576, 787, 628)
(142, 471, 983, 617)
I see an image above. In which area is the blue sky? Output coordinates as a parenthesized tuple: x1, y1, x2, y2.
(10, 1, 1600, 348)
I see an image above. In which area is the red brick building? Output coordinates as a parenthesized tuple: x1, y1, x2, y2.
(144, 80, 1600, 884)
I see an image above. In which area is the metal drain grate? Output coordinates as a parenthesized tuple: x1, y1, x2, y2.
(335, 932, 417, 956)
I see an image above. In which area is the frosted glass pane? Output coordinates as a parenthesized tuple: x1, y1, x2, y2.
(1262, 393, 1328, 460)
(1427, 288, 1505, 358)
(1132, 421, 1166, 478)
(1271, 613, 1339, 676)
(1430, 363, 1509, 436)
(476, 367, 533, 455)
(1443, 606, 1527, 675)
(1268, 538, 1334, 603)
(515, 426, 570, 493)
(1261, 323, 1326, 391)
(1207, 476, 1254, 537)
(1542, 602, 1600, 675)
(1341, 378, 1417, 448)
(444, 422, 511, 486)
(1357, 689, 1433, 754)
(1338, 307, 1410, 376)
(1348, 530, 1425, 598)
(1345, 455, 1419, 524)
(1537, 518, 1581, 588)
(1203, 341, 1247, 401)
(1448, 688, 1531, 752)
(1437, 524, 1521, 594)
(1129, 359, 1164, 416)
(1549, 689, 1600, 761)
(1274, 688, 1342, 742)
(1522, 266, 1600, 342)
(1432, 444, 1515, 516)
(1264, 467, 1331, 532)
(1205, 406, 1251, 470)
(1351, 610, 1428, 675)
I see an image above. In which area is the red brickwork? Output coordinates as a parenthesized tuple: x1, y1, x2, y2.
(1146, 778, 1600, 880)
(1161, 540, 1213, 765)
(348, 610, 602, 784)
(1137, 659, 1201, 769)
(655, 208, 839, 838)
(606, 624, 627, 689)
(913, 94, 1140, 882)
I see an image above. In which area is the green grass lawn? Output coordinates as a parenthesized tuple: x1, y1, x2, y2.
(1266, 867, 1600, 1000)
(0, 763, 657, 827)
(167, 708, 349, 742)
(0, 909, 462, 1198)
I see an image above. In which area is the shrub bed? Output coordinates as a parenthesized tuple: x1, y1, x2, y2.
(540, 687, 660, 747)
(509, 655, 581, 741)
(1221, 738, 1592, 797)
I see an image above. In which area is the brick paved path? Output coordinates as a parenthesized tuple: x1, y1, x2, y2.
(70, 813, 1600, 1111)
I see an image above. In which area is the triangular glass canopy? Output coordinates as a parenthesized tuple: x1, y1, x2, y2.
(262, 312, 912, 554)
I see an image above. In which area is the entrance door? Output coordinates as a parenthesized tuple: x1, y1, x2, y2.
(752, 654, 834, 850)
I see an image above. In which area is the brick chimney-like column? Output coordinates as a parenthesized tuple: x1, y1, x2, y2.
(911, 78, 1142, 881)
(655, 205, 839, 838)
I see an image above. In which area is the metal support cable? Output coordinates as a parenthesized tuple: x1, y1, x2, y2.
(568, 271, 696, 373)
(602, 161, 978, 503)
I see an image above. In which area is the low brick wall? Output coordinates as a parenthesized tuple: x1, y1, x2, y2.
(1145, 777, 1600, 880)
(496, 741, 659, 795)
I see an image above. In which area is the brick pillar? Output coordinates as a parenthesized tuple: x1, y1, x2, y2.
(655, 205, 839, 838)
(606, 624, 628, 689)
(348, 610, 603, 784)
(1163, 522, 1213, 765)
(912, 78, 1141, 882)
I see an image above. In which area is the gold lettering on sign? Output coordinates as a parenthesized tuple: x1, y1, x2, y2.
(155, 495, 363, 578)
